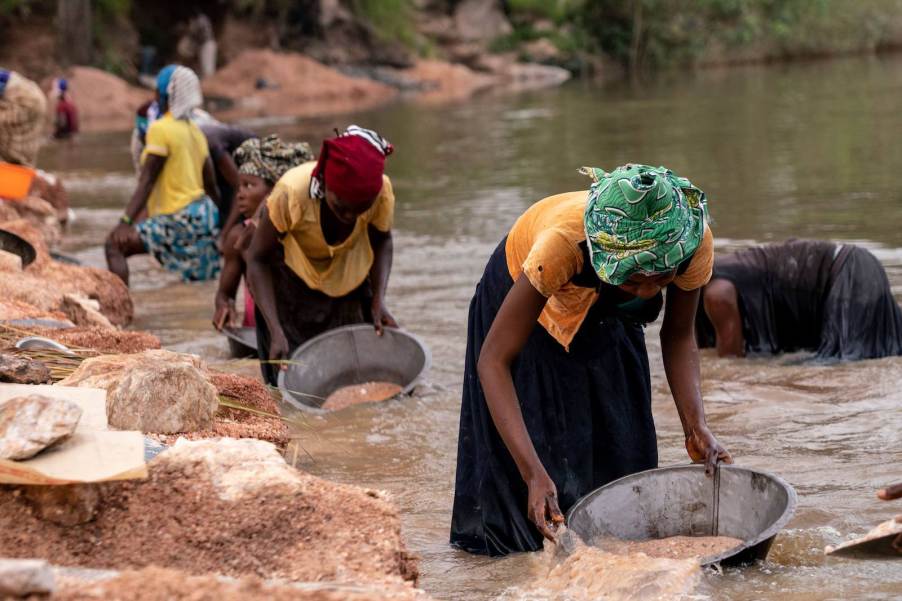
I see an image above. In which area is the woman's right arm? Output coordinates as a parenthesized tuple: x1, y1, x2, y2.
(246, 206, 291, 365)
(476, 273, 562, 540)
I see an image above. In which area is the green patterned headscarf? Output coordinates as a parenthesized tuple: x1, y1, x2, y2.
(582, 164, 707, 285)
(234, 135, 315, 186)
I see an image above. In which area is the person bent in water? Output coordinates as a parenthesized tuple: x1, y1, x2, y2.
(106, 65, 221, 285)
(245, 126, 397, 385)
(696, 240, 902, 360)
(451, 164, 732, 556)
(212, 135, 313, 331)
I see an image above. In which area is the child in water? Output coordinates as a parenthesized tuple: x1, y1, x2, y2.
(212, 135, 313, 330)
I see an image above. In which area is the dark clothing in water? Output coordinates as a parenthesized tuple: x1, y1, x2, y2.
(255, 247, 372, 386)
(450, 238, 661, 556)
(696, 240, 902, 360)
(200, 123, 256, 227)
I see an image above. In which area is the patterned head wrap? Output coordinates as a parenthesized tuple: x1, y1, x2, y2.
(234, 135, 315, 186)
(582, 164, 708, 285)
(157, 65, 202, 120)
(310, 125, 393, 204)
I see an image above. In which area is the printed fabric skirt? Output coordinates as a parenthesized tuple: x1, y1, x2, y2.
(450, 238, 659, 556)
(255, 247, 373, 386)
(816, 245, 902, 360)
(136, 196, 221, 282)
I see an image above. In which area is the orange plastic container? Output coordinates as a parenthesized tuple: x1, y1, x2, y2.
(0, 162, 36, 200)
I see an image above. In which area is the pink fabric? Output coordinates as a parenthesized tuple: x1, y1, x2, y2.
(242, 286, 256, 328)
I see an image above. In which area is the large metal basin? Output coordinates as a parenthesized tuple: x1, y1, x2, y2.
(567, 465, 797, 566)
(278, 324, 431, 412)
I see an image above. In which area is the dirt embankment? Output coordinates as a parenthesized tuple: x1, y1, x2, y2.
(44, 66, 151, 133)
(0, 438, 419, 587)
(0, 220, 133, 327)
(51, 567, 434, 601)
(202, 48, 398, 121)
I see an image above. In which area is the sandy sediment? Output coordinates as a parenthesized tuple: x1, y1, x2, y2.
(0, 299, 68, 323)
(20, 326, 161, 355)
(50, 566, 433, 601)
(150, 372, 290, 448)
(0, 438, 418, 587)
(43, 66, 151, 134)
(0, 219, 133, 327)
(323, 381, 403, 411)
(593, 535, 744, 561)
(202, 49, 398, 121)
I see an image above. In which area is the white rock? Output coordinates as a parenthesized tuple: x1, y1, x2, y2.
(0, 395, 82, 460)
(163, 438, 301, 501)
(106, 362, 218, 434)
(0, 559, 55, 596)
(58, 350, 217, 434)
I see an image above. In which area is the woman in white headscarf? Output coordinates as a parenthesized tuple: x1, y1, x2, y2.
(105, 65, 221, 285)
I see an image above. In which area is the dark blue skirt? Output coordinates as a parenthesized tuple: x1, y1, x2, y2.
(450, 239, 659, 556)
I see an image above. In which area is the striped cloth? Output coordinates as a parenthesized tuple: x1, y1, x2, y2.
(0, 71, 47, 166)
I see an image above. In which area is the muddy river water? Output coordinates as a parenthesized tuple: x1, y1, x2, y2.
(40, 55, 901, 599)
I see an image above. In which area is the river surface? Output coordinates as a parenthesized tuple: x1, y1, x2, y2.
(40, 55, 902, 599)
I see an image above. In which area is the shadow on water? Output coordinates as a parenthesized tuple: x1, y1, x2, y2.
(44, 54, 902, 599)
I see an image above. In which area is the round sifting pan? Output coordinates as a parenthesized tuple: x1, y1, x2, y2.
(223, 326, 258, 358)
(278, 324, 431, 412)
(0, 229, 37, 268)
(567, 464, 797, 566)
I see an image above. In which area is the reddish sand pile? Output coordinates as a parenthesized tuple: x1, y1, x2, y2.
(323, 381, 403, 411)
(52, 567, 432, 601)
(202, 49, 397, 121)
(0, 219, 133, 327)
(150, 372, 290, 448)
(0, 439, 418, 586)
(0, 299, 68, 322)
(48, 66, 151, 133)
(24, 326, 161, 355)
(0, 198, 61, 247)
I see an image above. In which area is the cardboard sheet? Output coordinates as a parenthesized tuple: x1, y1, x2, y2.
(0, 384, 147, 485)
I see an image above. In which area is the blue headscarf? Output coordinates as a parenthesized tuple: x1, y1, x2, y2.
(155, 64, 177, 109)
(0, 69, 9, 98)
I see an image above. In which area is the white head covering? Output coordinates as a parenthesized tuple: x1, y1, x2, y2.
(167, 66, 202, 120)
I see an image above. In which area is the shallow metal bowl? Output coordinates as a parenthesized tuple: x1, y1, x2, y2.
(567, 464, 797, 566)
(278, 325, 431, 412)
(0, 229, 36, 267)
(223, 326, 258, 358)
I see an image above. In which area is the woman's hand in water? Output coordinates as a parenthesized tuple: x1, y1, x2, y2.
(527, 471, 565, 541)
(370, 299, 398, 336)
(686, 425, 733, 476)
(269, 329, 291, 370)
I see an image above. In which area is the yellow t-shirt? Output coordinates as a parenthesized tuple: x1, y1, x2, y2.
(142, 113, 208, 217)
(505, 191, 714, 350)
(266, 162, 394, 297)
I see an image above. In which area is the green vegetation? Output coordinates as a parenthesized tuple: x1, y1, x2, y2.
(572, 0, 902, 70)
(351, 0, 418, 48)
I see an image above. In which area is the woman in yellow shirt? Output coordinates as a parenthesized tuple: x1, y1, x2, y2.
(105, 65, 220, 285)
(451, 164, 732, 556)
(246, 126, 396, 385)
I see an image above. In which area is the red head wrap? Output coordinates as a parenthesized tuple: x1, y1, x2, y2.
(312, 128, 393, 205)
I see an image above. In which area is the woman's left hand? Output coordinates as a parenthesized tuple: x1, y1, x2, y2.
(370, 299, 398, 336)
(686, 425, 733, 476)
